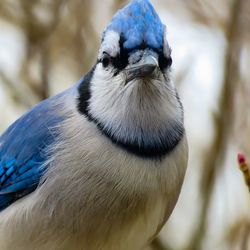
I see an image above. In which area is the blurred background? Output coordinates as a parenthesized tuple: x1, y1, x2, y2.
(0, 0, 249, 249)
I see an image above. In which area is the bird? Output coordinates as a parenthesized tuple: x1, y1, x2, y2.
(0, 0, 188, 249)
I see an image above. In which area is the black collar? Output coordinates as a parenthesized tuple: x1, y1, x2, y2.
(77, 68, 184, 159)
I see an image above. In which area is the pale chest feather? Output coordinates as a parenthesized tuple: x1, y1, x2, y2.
(0, 117, 188, 250)
(38, 119, 187, 250)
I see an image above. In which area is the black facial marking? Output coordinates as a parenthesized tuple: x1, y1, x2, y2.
(158, 52, 172, 71)
(78, 33, 181, 159)
(101, 53, 111, 68)
(111, 34, 129, 71)
(100, 32, 172, 76)
(98, 34, 129, 74)
(77, 66, 95, 115)
(85, 111, 184, 159)
(77, 71, 184, 159)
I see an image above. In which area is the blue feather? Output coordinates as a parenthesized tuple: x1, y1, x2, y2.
(105, 0, 165, 50)
(0, 90, 68, 210)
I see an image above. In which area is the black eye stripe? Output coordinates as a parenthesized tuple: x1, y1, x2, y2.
(100, 52, 172, 71)
(100, 34, 172, 72)
(111, 35, 129, 70)
(101, 53, 111, 68)
(158, 53, 172, 70)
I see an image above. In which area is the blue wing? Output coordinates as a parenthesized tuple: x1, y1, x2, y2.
(0, 92, 66, 211)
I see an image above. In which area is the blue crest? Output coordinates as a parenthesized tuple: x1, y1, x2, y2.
(105, 0, 165, 50)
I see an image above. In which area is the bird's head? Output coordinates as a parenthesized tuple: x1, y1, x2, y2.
(78, 0, 184, 158)
(96, 0, 172, 85)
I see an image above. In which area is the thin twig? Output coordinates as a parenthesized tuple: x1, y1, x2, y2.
(151, 238, 172, 250)
(237, 153, 250, 191)
(185, 0, 245, 249)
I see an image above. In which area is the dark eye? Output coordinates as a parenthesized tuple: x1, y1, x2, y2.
(165, 57, 172, 67)
(159, 55, 172, 70)
(101, 53, 111, 68)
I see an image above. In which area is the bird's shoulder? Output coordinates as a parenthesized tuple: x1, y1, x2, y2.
(0, 87, 74, 210)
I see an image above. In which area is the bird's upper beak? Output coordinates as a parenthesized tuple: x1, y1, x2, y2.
(125, 51, 159, 82)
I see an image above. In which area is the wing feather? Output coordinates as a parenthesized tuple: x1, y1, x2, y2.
(0, 91, 67, 210)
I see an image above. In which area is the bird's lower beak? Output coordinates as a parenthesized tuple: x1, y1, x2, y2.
(125, 53, 159, 82)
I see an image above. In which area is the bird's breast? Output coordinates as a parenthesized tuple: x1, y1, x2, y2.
(0, 112, 188, 250)
(35, 117, 188, 249)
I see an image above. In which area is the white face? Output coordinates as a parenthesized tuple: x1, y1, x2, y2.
(87, 30, 183, 147)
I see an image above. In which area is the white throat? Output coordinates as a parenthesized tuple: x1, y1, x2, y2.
(87, 65, 184, 149)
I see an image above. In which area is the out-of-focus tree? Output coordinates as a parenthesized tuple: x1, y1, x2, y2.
(0, 0, 97, 106)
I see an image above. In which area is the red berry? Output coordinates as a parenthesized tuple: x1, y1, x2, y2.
(238, 153, 246, 164)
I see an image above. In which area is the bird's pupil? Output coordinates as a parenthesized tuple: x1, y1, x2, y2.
(102, 55, 110, 68)
(158, 55, 172, 70)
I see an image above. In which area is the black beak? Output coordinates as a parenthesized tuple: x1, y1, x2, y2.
(125, 53, 159, 82)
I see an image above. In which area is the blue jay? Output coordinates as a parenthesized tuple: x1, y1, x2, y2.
(0, 0, 188, 249)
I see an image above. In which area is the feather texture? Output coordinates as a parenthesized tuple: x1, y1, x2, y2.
(0, 1, 188, 249)
(0, 92, 66, 210)
(105, 0, 165, 50)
